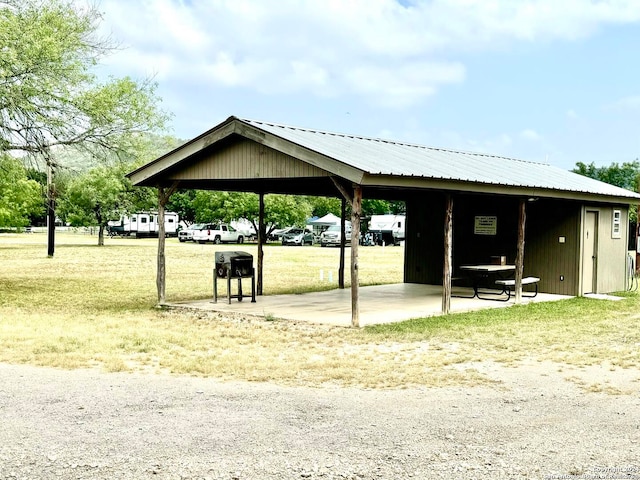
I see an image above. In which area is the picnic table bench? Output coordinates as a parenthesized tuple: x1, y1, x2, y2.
(455, 265, 540, 301)
(494, 276, 540, 301)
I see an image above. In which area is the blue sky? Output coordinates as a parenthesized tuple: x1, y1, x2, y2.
(93, 0, 640, 170)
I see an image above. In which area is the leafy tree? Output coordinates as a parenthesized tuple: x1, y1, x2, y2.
(191, 191, 312, 241)
(0, 0, 168, 154)
(387, 200, 406, 215)
(573, 161, 640, 192)
(573, 160, 640, 223)
(58, 163, 131, 246)
(167, 190, 198, 225)
(0, 0, 169, 255)
(258, 194, 312, 234)
(192, 191, 230, 223)
(307, 196, 341, 218)
(0, 154, 43, 228)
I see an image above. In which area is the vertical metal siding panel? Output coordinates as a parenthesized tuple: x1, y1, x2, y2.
(404, 193, 445, 284)
(169, 138, 332, 181)
(236, 141, 243, 178)
(241, 140, 249, 178)
(595, 206, 629, 293)
(525, 201, 580, 295)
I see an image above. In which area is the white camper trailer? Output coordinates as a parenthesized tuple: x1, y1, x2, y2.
(368, 215, 405, 246)
(107, 212, 179, 237)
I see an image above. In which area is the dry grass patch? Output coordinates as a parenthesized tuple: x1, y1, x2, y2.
(1, 232, 639, 390)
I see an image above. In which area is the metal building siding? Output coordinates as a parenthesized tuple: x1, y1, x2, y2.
(170, 139, 331, 181)
(592, 206, 629, 293)
(404, 192, 445, 285)
(524, 201, 581, 296)
(405, 194, 593, 295)
(241, 118, 638, 200)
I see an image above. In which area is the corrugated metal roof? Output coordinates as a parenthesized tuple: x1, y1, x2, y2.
(241, 118, 640, 200)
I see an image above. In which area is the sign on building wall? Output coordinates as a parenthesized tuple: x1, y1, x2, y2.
(474, 216, 497, 235)
(612, 209, 622, 239)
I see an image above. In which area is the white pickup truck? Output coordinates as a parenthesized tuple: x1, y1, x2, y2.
(193, 223, 245, 244)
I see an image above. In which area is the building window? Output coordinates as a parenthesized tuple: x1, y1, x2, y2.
(612, 210, 621, 239)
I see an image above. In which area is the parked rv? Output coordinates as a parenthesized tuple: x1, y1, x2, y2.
(368, 214, 405, 245)
(107, 212, 179, 237)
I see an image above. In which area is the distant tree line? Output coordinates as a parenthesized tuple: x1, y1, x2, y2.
(4, 143, 639, 246)
(572, 160, 640, 224)
(0, 145, 406, 244)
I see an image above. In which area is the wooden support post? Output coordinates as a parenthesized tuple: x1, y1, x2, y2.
(442, 194, 453, 314)
(156, 183, 178, 305)
(339, 197, 346, 289)
(330, 177, 361, 327)
(257, 192, 265, 296)
(514, 199, 526, 304)
(351, 185, 362, 328)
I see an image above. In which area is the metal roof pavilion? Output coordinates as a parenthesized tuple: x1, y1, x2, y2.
(240, 118, 640, 202)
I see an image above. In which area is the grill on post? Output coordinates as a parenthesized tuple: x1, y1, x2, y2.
(213, 251, 256, 304)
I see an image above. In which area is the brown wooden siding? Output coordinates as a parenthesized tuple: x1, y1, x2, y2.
(171, 138, 332, 181)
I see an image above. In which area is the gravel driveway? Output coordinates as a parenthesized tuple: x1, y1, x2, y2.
(0, 362, 638, 480)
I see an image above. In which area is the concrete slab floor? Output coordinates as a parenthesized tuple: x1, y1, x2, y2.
(166, 283, 573, 328)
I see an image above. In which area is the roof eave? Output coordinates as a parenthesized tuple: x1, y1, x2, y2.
(360, 174, 640, 204)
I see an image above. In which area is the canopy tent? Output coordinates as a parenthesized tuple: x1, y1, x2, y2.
(308, 213, 343, 226)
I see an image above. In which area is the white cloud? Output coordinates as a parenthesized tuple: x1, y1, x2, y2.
(566, 109, 579, 119)
(520, 129, 542, 141)
(465, 133, 513, 153)
(344, 62, 465, 108)
(91, 0, 640, 109)
(606, 95, 640, 110)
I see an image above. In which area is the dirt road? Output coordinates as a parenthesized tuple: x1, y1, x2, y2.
(0, 362, 638, 479)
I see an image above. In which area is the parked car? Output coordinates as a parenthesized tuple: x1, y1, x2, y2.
(193, 223, 245, 244)
(269, 226, 294, 242)
(282, 228, 314, 246)
(320, 224, 352, 247)
(178, 223, 205, 242)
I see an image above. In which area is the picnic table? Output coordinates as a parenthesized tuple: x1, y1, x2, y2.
(458, 264, 539, 301)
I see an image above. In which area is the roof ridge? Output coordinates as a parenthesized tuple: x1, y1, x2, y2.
(240, 117, 549, 167)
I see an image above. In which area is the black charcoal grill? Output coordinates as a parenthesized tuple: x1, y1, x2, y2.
(213, 251, 256, 303)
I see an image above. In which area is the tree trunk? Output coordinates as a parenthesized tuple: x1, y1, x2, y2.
(442, 194, 453, 314)
(156, 183, 178, 305)
(98, 225, 105, 246)
(157, 198, 167, 305)
(350, 185, 362, 328)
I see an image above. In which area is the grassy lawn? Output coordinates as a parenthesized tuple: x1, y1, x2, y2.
(1, 231, 639, 389)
